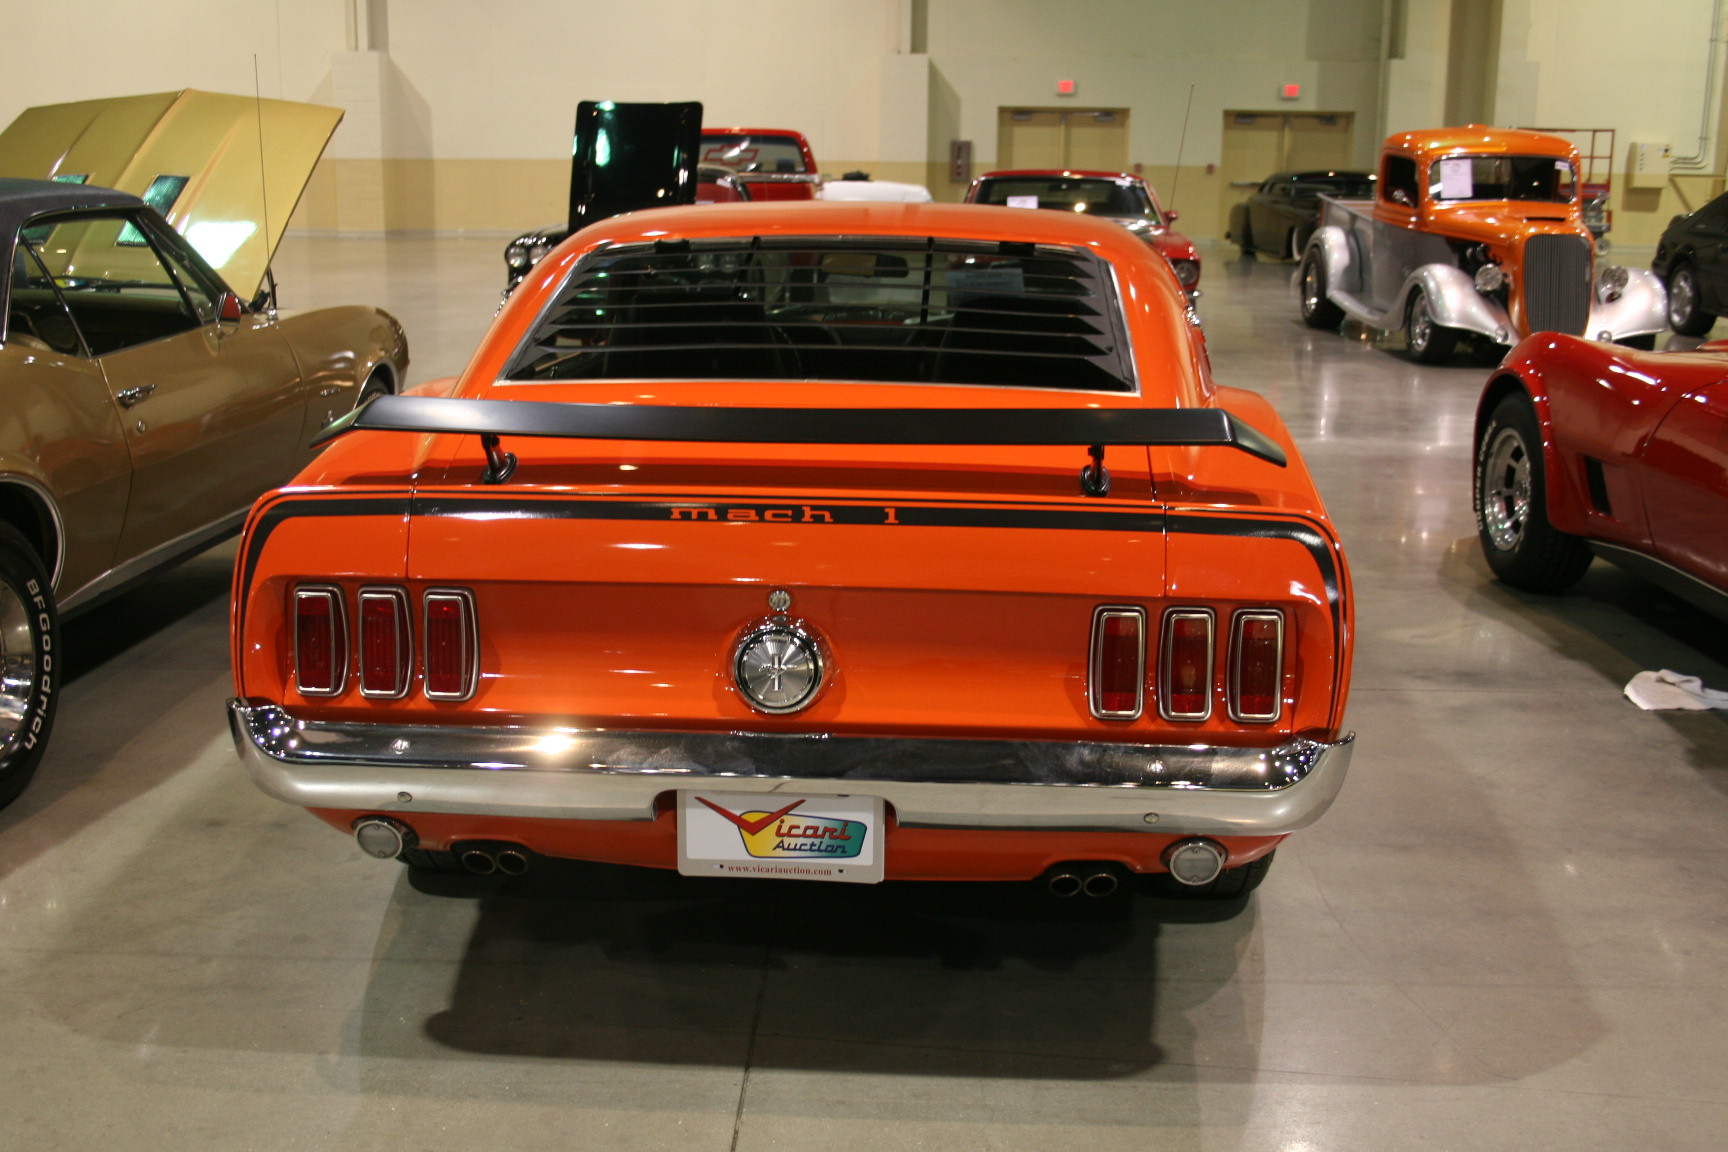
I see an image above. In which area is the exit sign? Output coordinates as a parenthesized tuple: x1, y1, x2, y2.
(1056, 80, 1076, 96)
(1280, 83, 1301, 100)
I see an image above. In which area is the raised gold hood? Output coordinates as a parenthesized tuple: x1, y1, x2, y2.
(0, 89, 342, 300)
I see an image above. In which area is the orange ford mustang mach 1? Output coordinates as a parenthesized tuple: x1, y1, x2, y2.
(228, 198, 1354, 904)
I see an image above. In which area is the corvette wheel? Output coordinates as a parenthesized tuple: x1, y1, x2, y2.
(1666, 263, 1715, 336)
(1298, 252, 1343, 329)
(1474, 394, 1592, 592)
(0, 523, 57, 810)
(1406, 288, 1458, 363)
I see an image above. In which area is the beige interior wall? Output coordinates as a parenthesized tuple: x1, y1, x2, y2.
(1491, 0, 1726, 245)
(8, 0, 1726, 243)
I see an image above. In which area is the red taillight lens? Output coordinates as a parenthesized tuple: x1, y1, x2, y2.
(1160, 609, 1214, 720)
(1229, 610, 1284, 722)
(293, 586, 346, 697)
(358, 589, 411, 699)
(1089, 607, 1146, 719)
(423, 589, 477, 701)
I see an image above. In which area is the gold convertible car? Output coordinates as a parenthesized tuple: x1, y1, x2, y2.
(0, 92, 409, 807)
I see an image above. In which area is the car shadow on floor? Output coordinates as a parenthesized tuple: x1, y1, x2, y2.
(1444, 538, 1728, 786)
(390, 860, 1259, 1089)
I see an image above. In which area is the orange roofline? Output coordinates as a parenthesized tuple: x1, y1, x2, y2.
(1384, 125, 1580, 164)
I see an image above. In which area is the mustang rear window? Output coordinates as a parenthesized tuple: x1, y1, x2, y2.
(504, 237, 1138, 392)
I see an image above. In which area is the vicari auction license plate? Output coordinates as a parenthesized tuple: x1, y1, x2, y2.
(677, 791, 885, 884)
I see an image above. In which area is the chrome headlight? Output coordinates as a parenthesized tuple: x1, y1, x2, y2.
(528, 240, 551, 266)
(1473, 262, 1506, 293)
(1597, 265, 1630, 303)
(1171, 259, 1200, 287)
(506, 242, 531, 271)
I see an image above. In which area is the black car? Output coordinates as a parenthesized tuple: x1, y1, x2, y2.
(1227, 170, 1375, 260)
(1653, 191, 1728, 335)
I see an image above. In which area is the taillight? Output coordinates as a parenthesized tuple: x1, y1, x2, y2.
(293, 585, 347, 697)
(423, 589, 478, 701)
(1228, 610, 1284, 722)
(1089, 606, 1145, 719)
(1159, 608, 1214, 721)
(358, 588, 412, 699)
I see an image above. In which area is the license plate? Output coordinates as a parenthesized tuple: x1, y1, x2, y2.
(677, 790, 885, 884)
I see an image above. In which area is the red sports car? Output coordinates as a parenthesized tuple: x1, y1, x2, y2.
(967, 169, 1200, 298)
(1475, 333, 1728, 614)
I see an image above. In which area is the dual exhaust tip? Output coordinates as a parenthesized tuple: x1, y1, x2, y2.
(352, 817, 532, 876)
(1044, 839, 1227, 897)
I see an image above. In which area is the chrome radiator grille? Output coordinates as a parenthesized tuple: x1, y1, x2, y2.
(1522, 233, 1592, 336)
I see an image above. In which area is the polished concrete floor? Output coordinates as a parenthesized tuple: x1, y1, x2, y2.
(3, 234, 1725, 1150)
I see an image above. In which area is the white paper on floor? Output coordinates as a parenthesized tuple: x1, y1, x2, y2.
(1624, 669, 1728, 711)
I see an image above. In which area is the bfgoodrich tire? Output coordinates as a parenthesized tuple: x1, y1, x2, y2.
(1474, 393, 1593, 593)
(0, 523, 58, 809)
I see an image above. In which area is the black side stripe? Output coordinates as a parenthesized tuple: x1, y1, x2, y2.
(412, 494, 1166, 534)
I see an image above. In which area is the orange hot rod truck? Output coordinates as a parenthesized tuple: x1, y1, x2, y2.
(1298, 126, 1665, 363)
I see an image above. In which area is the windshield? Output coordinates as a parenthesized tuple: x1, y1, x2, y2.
(699, 134, 808, 174)
(1292, 177, 1374, 200)
(975, 177, 1162, 225)
(1428, 154, 1577, 203)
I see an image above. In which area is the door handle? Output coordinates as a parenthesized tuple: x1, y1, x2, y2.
(116, 383, 156, 408)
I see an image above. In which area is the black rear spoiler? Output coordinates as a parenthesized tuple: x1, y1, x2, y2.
(313, 395, 1289, 469)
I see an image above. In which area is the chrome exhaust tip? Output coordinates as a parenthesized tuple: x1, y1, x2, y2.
(1046, 871, 1084, 898)
(353, 817, 416, 860)
(1081, 869, 1120, 898)
(459, 848, 498, 875)
(495, 848, 531, 876)
(1162, 838, 1228, 886)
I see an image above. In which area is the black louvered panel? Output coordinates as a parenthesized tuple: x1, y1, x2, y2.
(1523, 233, 1592, 336)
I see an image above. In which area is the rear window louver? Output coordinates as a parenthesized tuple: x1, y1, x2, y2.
(504, 237, 1138, 392)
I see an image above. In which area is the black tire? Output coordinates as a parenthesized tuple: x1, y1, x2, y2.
(1298, 252, 1344, 329)
(1474, 393, 1593, 592)
(356, 366, 393, 408)
(1665, 262, 1715, 336)
(1405, 287, 1459, 363)
(0, 523, 57, 810)
(1236, 218, 1255, 256)
(1145, 851, 1275, 900)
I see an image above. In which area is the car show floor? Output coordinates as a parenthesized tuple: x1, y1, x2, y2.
(2, 234, 1725, 1151)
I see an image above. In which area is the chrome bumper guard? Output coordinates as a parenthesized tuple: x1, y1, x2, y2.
(229, 702, 1354, 836)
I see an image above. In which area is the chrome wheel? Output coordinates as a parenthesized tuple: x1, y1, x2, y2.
(1409, 294, 1433, 351)
(1301, 262, 1322, 313)
(1669, 268, 1696, 327)
(1479, 426, 1531, 552)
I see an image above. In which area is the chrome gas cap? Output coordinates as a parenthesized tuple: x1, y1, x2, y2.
(734, 592, 824, 714)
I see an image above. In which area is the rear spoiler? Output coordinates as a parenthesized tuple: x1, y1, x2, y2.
(313, 394, 1287, 491)
(316, 394, 1287, 462)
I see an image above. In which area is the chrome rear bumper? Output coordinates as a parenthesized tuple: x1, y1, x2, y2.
(229, 701, 1354, 836)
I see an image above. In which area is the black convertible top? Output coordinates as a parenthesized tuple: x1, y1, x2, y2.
(0, 177, 143, 247)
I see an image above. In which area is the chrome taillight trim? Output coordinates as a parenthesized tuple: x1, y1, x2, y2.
(1227, 609, 1285, 723)
(1088, 605, 1146, 720)
(1158, 607, 1215, 722)
(357, 586, 413, 700)
(292, 584, 348, 698)
(422, 588, 479, 702)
